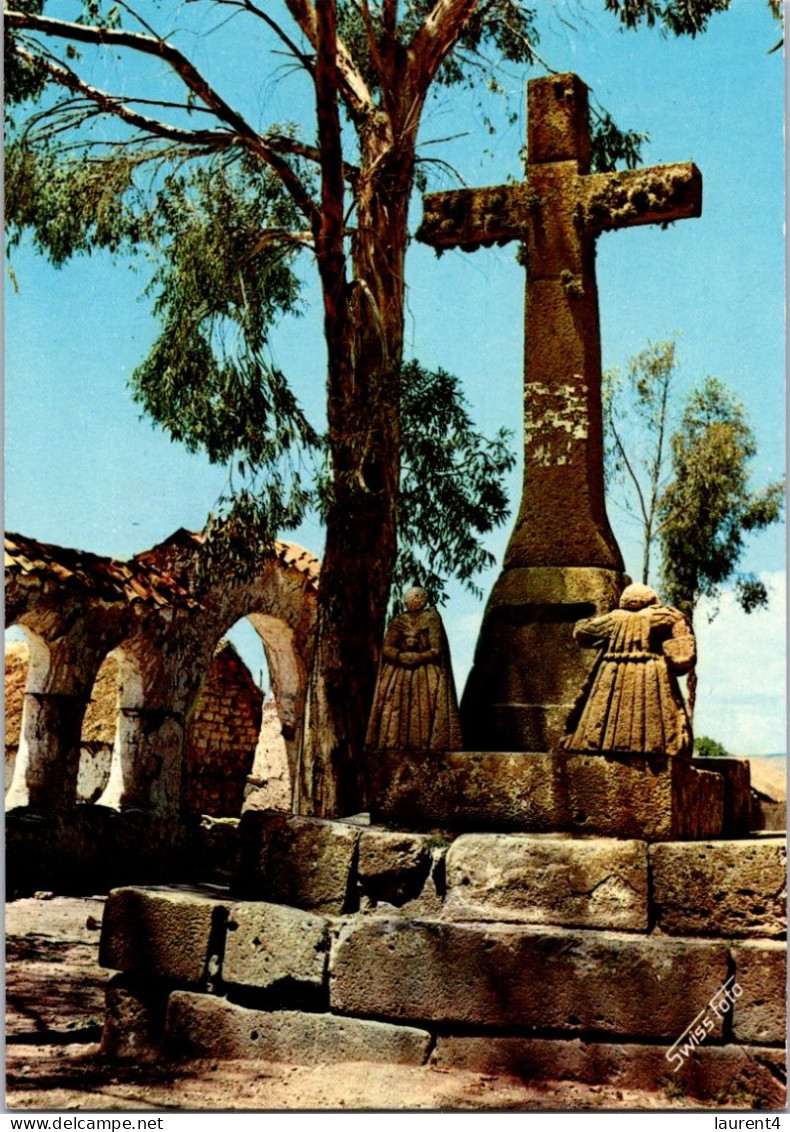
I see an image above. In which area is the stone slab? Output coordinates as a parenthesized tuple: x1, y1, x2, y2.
(371, 749, 724, 840)
(234, 810, 360, 913)
(443, 833, 648, 930)
(99, 886, 232, 985)
(223, 902, 328, 991)
(431, 1037, 786, 1107)
(330, 919, 728, 1039)
(732, 941, 787, 1045)
(165, 991, 432, 1065)
(651, 839, 787, 938)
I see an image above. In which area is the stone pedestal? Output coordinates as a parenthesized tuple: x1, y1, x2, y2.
(370, 749, 737, 841)
(461, 565, 625, 750)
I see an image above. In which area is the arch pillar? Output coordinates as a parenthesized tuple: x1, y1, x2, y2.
(98, 631, 204, 816)
(6, 630, 109, 811)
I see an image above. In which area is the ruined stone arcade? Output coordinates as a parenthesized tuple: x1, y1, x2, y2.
(5, 529, 319, 893)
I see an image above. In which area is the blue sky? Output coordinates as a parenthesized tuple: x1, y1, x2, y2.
(5, 0, 786, 753)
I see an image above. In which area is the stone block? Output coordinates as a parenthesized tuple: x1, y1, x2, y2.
(691, 757, 752, 835)
(357, 829, 433, 907)
(732, 941, 787, 1045)
(752, 798, 787, 832)
(431, 1037, 786, 1106)
(165, 992, 432, 1065)
(234, 810, 359, 913)
(223, 902, 328, 992)
(371, 749, 724, 840)
(101, 973, 169, 1061)
(99, 886, 231, 985)
(330, 919, 728, 1039)
(443, 834, 648, 930)
(651, 839, 786, 938)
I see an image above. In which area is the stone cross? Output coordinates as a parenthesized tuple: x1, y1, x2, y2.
(417, 73, 702, 752)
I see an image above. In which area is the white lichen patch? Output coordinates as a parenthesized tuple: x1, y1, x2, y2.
(525, 380, 588, 464)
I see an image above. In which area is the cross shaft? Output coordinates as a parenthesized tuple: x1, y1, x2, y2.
(416, 73, 702, 752)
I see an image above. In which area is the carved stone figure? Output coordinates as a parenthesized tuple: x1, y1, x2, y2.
(561, 583, 695, 758)
(365, 588, 463, 752)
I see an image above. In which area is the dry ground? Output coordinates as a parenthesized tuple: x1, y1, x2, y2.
(4, 895, 719, 1113)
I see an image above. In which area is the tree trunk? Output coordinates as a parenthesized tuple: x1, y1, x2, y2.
(294, 143, 413, 817)
(686, 610, 697, 725)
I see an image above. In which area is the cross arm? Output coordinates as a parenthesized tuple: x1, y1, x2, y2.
(582, 162, 702, 233)
(416, 182, 532, 252)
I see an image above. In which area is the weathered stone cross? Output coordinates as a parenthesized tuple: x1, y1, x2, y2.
(417, 73, 702, 752)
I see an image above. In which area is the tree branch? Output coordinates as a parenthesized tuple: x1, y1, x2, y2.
(358, 0, 390, 97)
(249, 228, 315, 254)
(314, 0, 346, 271)
(9, 46, 236, 150)
(7, 11, 259, 134)
(405, 0, 481, 99)
(7, 10, 321, 222)
(282, 0, 374, 120)
(227, 0, 316, 73)
(608, 414, 650, 530)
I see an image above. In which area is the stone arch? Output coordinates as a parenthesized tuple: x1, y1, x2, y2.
(4, 531, 319, 817)
(245, 612, 303, 810)
(78, 649, 125, 803)
(175, 545, 319, 815)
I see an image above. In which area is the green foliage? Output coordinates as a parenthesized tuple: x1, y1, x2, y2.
(604, 0, 781, 39)
(658, 377, 785, 618)
(178, 358, 517, 600)
(694, 734, 730, 758)
(129, 153, 325, 546)
(4, 0, 48, 127)
(7, 137, 321, 543)
(603, 0, 733, 38)
(392, 361, 516, 608)
(604, 343, 784, 623)
(6, 140, 146, 262)
(337, 1, 539, 93)
(589, 109, 649, 173)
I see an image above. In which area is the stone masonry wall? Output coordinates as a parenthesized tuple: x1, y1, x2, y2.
(99, 816, 787, 1107)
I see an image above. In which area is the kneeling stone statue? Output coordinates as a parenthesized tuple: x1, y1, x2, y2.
(561, 582, 695, 758)
(366, 587, 463, 752)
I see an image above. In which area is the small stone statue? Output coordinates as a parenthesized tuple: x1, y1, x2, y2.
(366, 587, 463, 752)
(561, 582, 695, 758)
